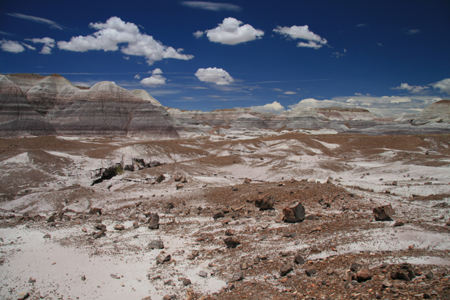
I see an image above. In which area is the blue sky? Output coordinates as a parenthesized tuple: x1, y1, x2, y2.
(1, 0, 449, 116)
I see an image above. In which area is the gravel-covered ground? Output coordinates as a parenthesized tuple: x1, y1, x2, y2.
(1, 132, 450, 299)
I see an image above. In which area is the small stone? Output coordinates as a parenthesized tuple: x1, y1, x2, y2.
(240, 262, 248, 270)
(390, 263, 415, 281)
(213, 211, 225, 220)
(255, 195, 275, 210)
(43, 233, 51, 239)
(280, 264, 293, 277)
(305, 268, 317, 277)
(225, 229, 235, 236)
(350, 262, 362, 272)
(373, 204, 395, 221)
(224, 237, 240, 248)
(294, 253, 305, 265)
(110, 274, 120, 279)
(133, 221, 139, 229)
(356, 268, 372, 282)
(28, 277, 36, 283)
(182, 278, 191, 286)
(94, 223, 106, 231)
(81, 275, 86, 281)
(114, 224, 125, 231)
(89, 207, 102, 215)
(148, 213, 160, 230)
(155, 174, 165, 183)
(231, 272, 243, 282)
(175, 183, 184, 190)
(198, 270, 208, 278)
(148, 240, 164, 250)
(393, 220, 405, 227)
(17, 291, 29, 300)
(282, 202, 305, 223)
(382, 279, 392, 288)
(244, 178, 252, 184)
(156, 251, 171, 265)
(93, 230, 106, 239)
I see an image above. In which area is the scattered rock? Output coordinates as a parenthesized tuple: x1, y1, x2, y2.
(148, 213, 160, 229)
(89, 207, 102, 215)
(110, 274, 120, 279)
(224, 237, 240, 248)
(181, 278, 191, 286)
(93, 230, 106, 239)
(255, 195, 275, 210)
(244, 178, 252, 184)
(280, 264, 293, 277)
(43, 233, 51, 239)
(282, 202, 305, 223)
(156, 251, 171, 265)
(305, 268, 317, 277)
(393, 219, 405, 227)
(231, 272, 244, 282)
(390, 263, 416, 281)
(17, 291, 29, 300)
(28, 277, 36, 283)
(176, 183, 184, 190)
(198, 270, 208, 278)
(113, 224, 125, 231)
(356, 268, 372, 282)
(155, 174, 165, 183)
(148, 239, 164, 250)
(213, 211, 225, 220)
(294, 253, 305, 265)
(373, 204, 395, 221)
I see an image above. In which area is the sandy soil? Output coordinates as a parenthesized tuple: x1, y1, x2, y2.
(1, 132, 450, 299)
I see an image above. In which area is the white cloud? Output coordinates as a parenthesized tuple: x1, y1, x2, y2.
(58, 16, 193, 65)
(196, 17, 264, 45)
(195, 67, 234, 85)
(134, 74, 141, 79)
(273, 25, 327, 49)
(181, 1, 241, 11)
(432, 78, 450, 95)
(26, 37, 56, 54)
(8, 13, 64, 30)
(140, 68, 166, 86)
(249, 101, 285, 113)
(406, 29, 421, 35)
(193, 31, 204, 38)
(393, 82, 428, 93)
(21, 43, 36, 51)
(0, 39, 25, 53)
(284, 91, 297, 95)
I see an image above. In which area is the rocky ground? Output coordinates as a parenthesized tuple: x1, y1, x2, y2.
(1, 131, 450, 300)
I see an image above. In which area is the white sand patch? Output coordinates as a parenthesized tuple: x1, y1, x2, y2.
(0, 224, 226, 300)
(0, 152, 32, 165)
(312, 139, 340, 150)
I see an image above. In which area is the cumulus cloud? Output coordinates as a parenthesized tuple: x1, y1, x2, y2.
(273, 25, 327, 49)
(181, 1, 241, 11)
(195, 17, 264, 45)
(58, 16, 193, 65)
(432, 78, 450, 95)
(140, 68, 167, 86)
(8, 13, 64, 30)
(26, 37, 56, 54)
(393, 82, 428, 93)
(0, 39, 25, 53)
(195, 67, 234, 85)
(249, 101, 285, 113)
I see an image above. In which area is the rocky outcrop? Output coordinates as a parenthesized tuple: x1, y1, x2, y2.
(412, 100, 450, 125)
(0, 75, 179, 138)
(0, 75, 56, 137)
